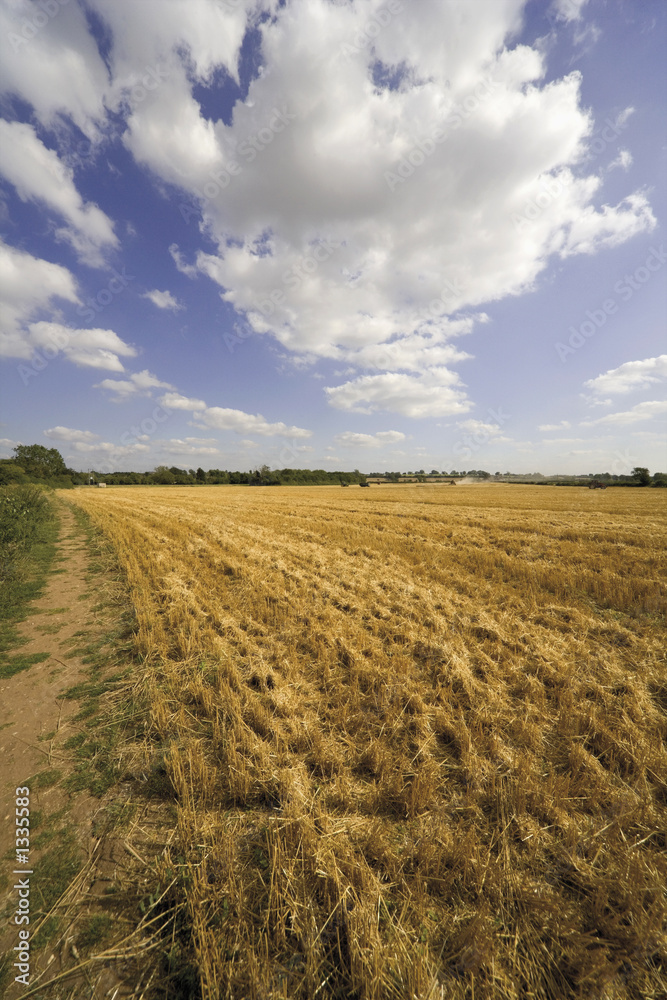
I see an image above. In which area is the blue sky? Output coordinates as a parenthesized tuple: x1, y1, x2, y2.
(0, 0, 665, 475)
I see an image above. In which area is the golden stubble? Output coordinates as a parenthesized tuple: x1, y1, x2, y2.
(68, 484, 667, 999)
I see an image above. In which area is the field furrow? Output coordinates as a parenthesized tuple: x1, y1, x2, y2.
(68, 484, 667, 999)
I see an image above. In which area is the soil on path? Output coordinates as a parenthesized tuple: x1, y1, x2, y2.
(1, 499, 177, 999)
(0, 500, 99, 861)
(1, 500, 140, 998)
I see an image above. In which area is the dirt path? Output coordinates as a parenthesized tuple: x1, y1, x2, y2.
(0, 498, 176, 999)
(0, 499, 126, 997)
(0, 500, 99, 861)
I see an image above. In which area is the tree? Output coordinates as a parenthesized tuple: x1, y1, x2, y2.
(0, 461, 29, 485)
(151, 466, 176, 485)
(632, 466, 651, 487)
(196, 467, 207, 482)
(168, 466, 192, 484)
(250, 464, 280, 485)
(12, 444, 67, 478)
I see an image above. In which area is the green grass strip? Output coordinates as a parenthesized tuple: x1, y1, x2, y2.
(0, 486, 58, 678)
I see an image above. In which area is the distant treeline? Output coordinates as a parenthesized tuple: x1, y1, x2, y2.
(1, 447, 665, 488)
(0, 450, 370, 487)
(532, 471, 666, 487)
(116, 466, 370, 486)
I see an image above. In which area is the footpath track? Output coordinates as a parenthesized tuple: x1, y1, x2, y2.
(0, 499, 165, 1000)
(0, 502, 97, 861)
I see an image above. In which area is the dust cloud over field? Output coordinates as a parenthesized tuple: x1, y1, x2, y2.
(68, 484, 666, 999)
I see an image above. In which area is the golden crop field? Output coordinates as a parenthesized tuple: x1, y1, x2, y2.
(67, 484, 666, 1000)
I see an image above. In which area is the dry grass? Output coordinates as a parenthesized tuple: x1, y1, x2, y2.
(67, 484, 667, 999)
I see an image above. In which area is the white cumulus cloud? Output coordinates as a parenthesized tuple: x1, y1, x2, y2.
(115, 0, 652, 417)
(326, 369, 471, 418)
(45, 426, 100, 443)
(0, 121, 117, 266)
(0, 0, 658, 431)
(28, 322, 137, 371)
(158, 392, 207, 411)
(0, 239, 79, 358)
(0, 0, 109, 139)
(584, 356, 667, 396)
(194, 406, 312, 439)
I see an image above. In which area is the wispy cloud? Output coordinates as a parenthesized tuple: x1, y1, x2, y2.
(551, 0, 590, 23)
(193, 407, 312, 439)
(539, 420, 571, 431)
(96, 369, 174, 400)
(584, 356, 667, 396)
(0, 121, 117, 266)
(581, 399, 667, 426)
(45, 426, 100, 443)
(169, 244, 197, 278)
(334, 430, 406, 448)
(157, 390, 312, 439)
(607, 149, 633, 172)
(143, 289, 183, 311)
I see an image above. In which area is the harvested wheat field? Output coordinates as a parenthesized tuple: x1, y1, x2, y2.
(67, 484, 666, 999)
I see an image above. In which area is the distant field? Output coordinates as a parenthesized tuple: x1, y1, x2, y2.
(68, 484, 666, 999)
